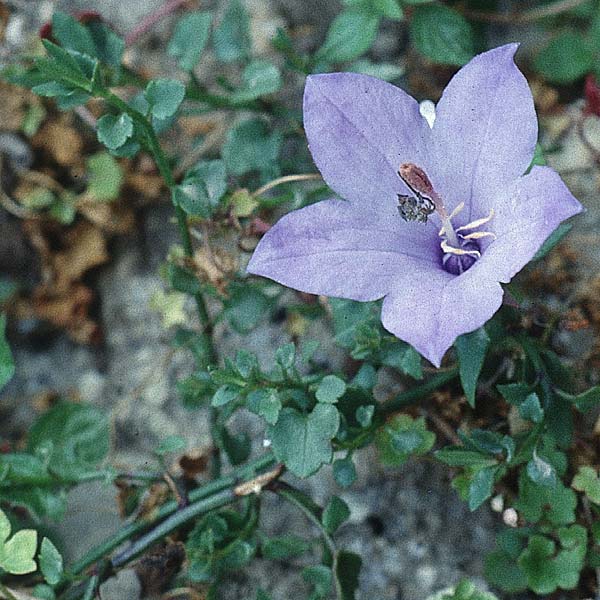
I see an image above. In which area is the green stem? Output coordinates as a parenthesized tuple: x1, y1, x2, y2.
(80, 575, 99, 600)
(0, 583, 18, 600)
(273, 482, 342, 600)
(67, 453, 276, 578)
(111, 487, 235, 568)
(381, 367, 459, 416)
(97, 89, 221, 475)
(98, 90, 215, 355)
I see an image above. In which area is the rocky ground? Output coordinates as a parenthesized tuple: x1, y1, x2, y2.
(1, 1, 599, 599)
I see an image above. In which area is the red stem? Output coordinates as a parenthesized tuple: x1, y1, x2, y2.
(125, 0, 188, 47)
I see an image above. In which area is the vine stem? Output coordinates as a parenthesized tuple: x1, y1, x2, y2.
(461, 0, 588, 23)
(124, 0, 188, 47)
(251, 173, 323, 198)
(0, 583, 19, 600)
(98, 91, 215, 355)
(98, 89, 221, 474)
(273, 482, 343, 599)
(66, 453, 277, 580)
(381, 367, 459, 416)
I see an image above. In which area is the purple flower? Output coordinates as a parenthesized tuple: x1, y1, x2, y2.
(247, 45, 583, 367)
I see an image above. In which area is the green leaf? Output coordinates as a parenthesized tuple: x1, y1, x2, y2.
(518, 393, 544, 423)
(336, 551, 362, 600)
(322, 496, 350, 534)
(497, 382, 532, 405)
(144, 79, 186, 119)
(86, 151, 123, 201)
(261, 534, 311, 560)
(96, 113, 134, 150)
(232, 60, 282, 103)
(518, 526, 587, 594)
(213, 0, 251, 63)
(37, 40, 90, 89)
(246, 388, 281, 425)
(409, 4, 475, 66)
(372, 0, 403, 19)
(0, 314, 15, 392)
(222, 119, 282, 177)
(256, 590, 272, 600)
(355, 404, 375, 428)
(275, 343, 296, 370)
(0, 527, 37, 575)
(218, 426, 251, 466)
(514, 471, 576, 525)
(88, 21, 125, 69)
(168, 11, 212, 71)
(178, 371, 214, 408)
(468, 466, 497, 511)
(167, 263, 201, 295)
(32, 584, 56, 600)
(174, 159, 227, 218)
(556, 385, 600, 411)
(39, 537, 63, 586)
(376, 415, 435, 466)
(316, 375, 346, 404)
(484, 548, 527, 593)
(187, 160, 228, 206)
(172, 179, 212, 218)
(27, 401, 110, 479)
(572, 465, 600, 504)
(526, 451, 557, 487)
(437, 579, 499, 600)
(211, 384, 241, 407)
(532, 223, 573, 261)
(269, 404, 340, 478)
(316, 9, 380, 63)
(155, 435, 187, 456)
(435, 448, 497, 469)
(380, 342, 423, 379)
(455, 327, 489, 407)
(224, 283, 272, 333)
(349, 59, 404, 81)
(302, 565, 333, 597)
(52, 12, 97, 57)
(534, 31, 593, 84)
(333, 457, 357, 488)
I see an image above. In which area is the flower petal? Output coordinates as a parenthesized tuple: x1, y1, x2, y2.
(479, 165, 583, 283)
(247, 198, 439, 301)
(303, 72, 433, 224)
(381, 263, 503, 367)
(430, 44, 538, 221)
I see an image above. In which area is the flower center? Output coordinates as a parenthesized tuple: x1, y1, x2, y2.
(397, 163, 496, 275)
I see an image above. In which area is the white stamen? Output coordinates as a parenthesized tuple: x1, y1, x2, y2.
(455, 208, 495, 233)
(440, 240, 481, 258)
(460, 231, 497, 241)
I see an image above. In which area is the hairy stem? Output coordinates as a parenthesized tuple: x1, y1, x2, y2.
(97, 89, 221, 474)
(111, 488, 235, 568)
(124, 0, 187, 47)
(462, 0, 588, 23)
(381, 367, 459, 416)
(67, 453, 276, 578)
(273, 482, 342, 600)
(0, 583, 18, 600)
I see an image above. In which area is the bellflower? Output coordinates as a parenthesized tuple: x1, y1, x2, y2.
(247, 45, 583, 367)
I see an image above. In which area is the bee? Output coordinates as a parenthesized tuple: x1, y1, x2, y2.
(397, 192, 435, 224)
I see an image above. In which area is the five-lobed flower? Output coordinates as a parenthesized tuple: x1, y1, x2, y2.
(247, 44, 583, 367)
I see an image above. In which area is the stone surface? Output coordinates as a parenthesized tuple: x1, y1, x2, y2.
(1, 2, 598, 600)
